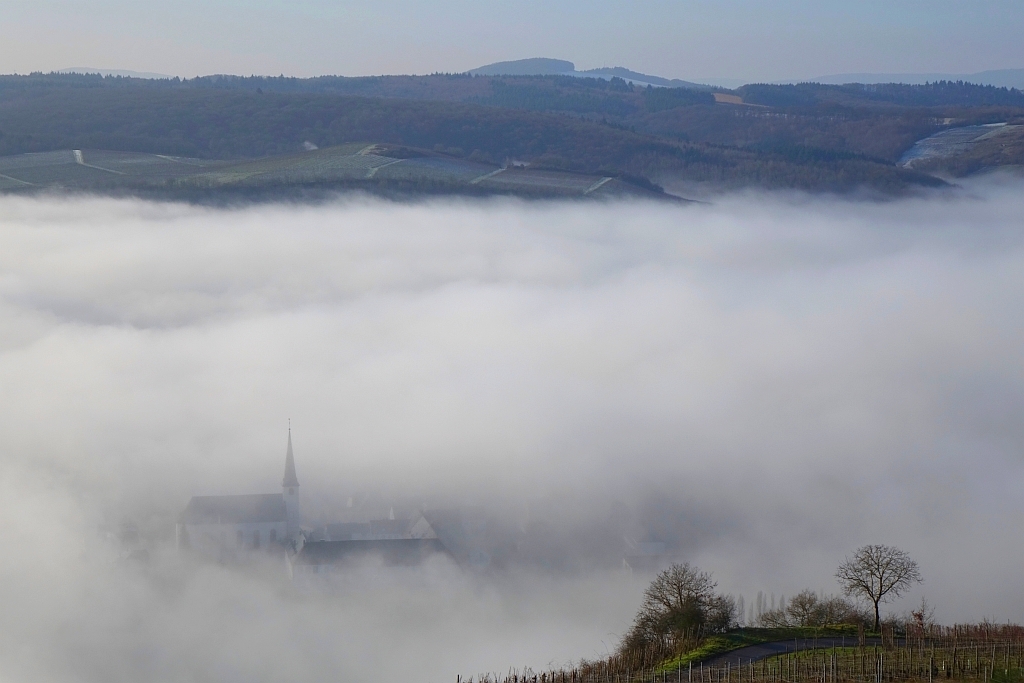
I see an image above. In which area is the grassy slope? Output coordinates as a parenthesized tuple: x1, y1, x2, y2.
(0, 144, 673, 201)
(759, 646, 862, 663)
(915, 125, 1024, 176)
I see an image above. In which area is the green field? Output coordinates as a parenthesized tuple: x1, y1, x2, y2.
(0, 144, 667, 201)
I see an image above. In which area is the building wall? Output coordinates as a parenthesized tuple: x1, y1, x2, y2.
(179, 521, 288, 555)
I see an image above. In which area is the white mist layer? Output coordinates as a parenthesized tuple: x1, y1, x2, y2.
(0, 183, 1022, 681)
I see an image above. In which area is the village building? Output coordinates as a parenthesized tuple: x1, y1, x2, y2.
(177, 428, 301, 556)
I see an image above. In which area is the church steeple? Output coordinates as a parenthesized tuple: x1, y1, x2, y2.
(283, 424, 299, 488)
(282, 423, 300, 535)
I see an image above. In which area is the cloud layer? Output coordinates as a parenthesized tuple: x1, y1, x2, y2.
(0, 183, 1022, 681)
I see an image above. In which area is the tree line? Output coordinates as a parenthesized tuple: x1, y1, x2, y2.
(623, 544, 923, 655)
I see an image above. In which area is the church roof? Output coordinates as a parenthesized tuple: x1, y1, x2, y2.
(282, 428, 299, 488)
(180, 493, 287, 524)
(370, 519, 413, 536)
(324, 522, 369, 540)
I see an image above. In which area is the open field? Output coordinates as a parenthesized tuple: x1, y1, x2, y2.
(907, 125, 1024, 176)
(0, 145, 667, 201)
(899, 124, 1024, 169)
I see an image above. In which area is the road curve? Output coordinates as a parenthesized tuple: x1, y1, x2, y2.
(701, 637, 883, 668)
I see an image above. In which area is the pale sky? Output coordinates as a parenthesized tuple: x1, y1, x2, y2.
(1, 0, 1022, 82)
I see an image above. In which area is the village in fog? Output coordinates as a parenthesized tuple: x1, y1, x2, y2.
(158, 428, 677, 583)
(2, 2, 1022, 678)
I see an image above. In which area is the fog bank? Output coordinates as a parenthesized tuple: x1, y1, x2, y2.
(0, 183, 1022, 681)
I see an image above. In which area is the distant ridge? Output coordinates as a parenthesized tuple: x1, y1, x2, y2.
(578, 67, 710, 90)
(59, 67, 173, 80)
(469, 58, 575, 76)
(469, 58, 711, 90)
(808, 68, 1024, 90)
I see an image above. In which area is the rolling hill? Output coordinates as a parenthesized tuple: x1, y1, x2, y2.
(1, 72, 1022, 199)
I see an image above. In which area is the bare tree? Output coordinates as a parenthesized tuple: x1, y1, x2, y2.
(835, 544, 922, 631)
(817, 594, 866, 625)
(757, 606, 789, 627)
(786, 589, 819, 626)
(767, 589, 864, 627)
(623, 563, 734, 650)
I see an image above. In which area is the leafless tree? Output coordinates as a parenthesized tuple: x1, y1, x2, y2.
(786, 589, 819, 626)
(757, 607, 789, 627)
(623, 563, 734, 650)
(817, 594, 865, 625)
(766, 589, 864, 627)
(835, 544, 922, 631)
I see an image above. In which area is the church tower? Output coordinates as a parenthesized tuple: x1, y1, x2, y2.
(282, 425, 300, 535)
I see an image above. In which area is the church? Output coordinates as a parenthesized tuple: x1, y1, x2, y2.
(176, 429, 302, 556)
(176, 429, 492, 573)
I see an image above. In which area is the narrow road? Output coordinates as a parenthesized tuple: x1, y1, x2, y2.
(583, 177, 613, 194)
(701, 637, 883, 668)
(469, 168, 505, 184)
(73, 150, 125, 175)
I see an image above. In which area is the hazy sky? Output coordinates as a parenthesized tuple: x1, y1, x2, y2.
(1, 180, 1024, 680)
(1, 0, 1022, 81)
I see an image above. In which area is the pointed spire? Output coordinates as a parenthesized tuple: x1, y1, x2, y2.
(282, 422, 299, 488)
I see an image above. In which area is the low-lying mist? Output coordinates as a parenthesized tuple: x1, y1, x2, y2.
(0, 180, 1022, 681)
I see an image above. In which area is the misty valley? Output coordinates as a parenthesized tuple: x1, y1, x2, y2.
(0, 183, 1022, 682)
(4, 0, 1024, 678)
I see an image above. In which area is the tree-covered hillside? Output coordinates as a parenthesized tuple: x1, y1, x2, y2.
(2, 72, 1019, 194)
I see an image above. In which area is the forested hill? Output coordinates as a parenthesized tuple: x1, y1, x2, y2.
(0, 85, 705, 175)
(736, 80, 1024, 108)
(0, 72, 1021, 195)
(7, 72, 1019, 108)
